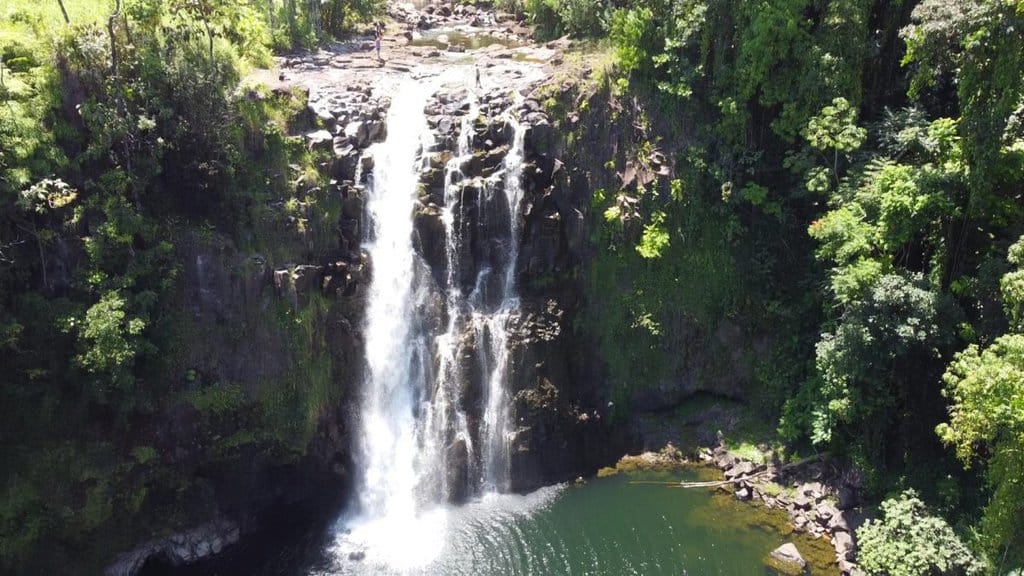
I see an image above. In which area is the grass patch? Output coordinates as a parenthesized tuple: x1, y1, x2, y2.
(185, 383, 246, 414)
(1, 0, 110, 45)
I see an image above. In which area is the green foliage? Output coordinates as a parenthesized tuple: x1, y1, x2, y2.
(527, 0, 607, 39)
(186, 383, 245, 414)
(1001, 236, 1024, 331)
(792, 103, 966, 475)
(554, 0, 607, 37)
(608, 0, 708, 98)
(571, 0, 1024, 568)
(74, 290, 147, 396)
(903, 0, 1024, 223)
(587, 163, 743, 412)
(857, 489, 986, 576)
(801, 273, 946, 448)
(636, 210, 670, 258)
(0, 0, 354, 570)
(937, 237, 1024, 564)
(319, 0, 384, 39)
(130, 445, 158, 465)
(804, 97, 867, 192)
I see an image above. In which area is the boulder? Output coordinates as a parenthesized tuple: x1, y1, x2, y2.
(766, 542, 806, 576)
(793, 493, 813, 511)
(332, 144, 360, 181)
(412, 202, 447, 279)
(814, 501, 838, 524)
(292, 265, 322, 298)
(524, 119, 555, 157)
(305, 129, 334, 152)
(343, 120, 385, 148)
(364, 120, 387, 144)
(833, 530, 855, 561)
(724, 460, 756, 480)
(837, 484, 858, 510)
(359, 153, 375, 177)
(712, 449, 737, 470)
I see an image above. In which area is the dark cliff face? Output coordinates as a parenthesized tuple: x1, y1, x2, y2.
(506, 105, 625, 491)
(106, 83, 389, 576)
(503, 76, 779, 466)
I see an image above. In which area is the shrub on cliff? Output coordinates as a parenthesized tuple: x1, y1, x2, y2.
(856, 489, 984, 576)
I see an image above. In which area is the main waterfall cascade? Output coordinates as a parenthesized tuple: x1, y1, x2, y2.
(338, 70, 534, 570)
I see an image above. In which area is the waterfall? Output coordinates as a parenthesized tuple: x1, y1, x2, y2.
(343, 71, 529, 569)
(357, 78, 434, 526)
(480, 118, 527, 492)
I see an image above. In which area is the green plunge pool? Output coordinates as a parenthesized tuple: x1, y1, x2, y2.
(290, 469, 840, 575)
(155, 469, 839, 575)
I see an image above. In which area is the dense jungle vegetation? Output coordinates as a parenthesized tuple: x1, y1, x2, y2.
(2, 0, 1023, 574)
(0, 0, 381, 571)
(527, 0, 1022, 573)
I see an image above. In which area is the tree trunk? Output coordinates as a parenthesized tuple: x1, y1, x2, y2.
(57, 0, 70, 24)
(123, 11, 133, 45)
(310, 0, 321, 40)
(108, 0, 121, 77)
(203, 17, 214, 69)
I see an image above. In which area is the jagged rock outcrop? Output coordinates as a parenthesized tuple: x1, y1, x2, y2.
(105, 520, 240, 576)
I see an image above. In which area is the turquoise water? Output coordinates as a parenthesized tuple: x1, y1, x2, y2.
(306, 471, 836, 575)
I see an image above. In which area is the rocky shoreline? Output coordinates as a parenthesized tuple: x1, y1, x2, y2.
(699, 445, 865, 576)
(604, 442, 868, 576)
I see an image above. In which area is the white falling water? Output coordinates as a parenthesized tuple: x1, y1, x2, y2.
(345, 77, 447, 569)
(339, 71, 529, 570)
(479, 118, 527, 492)
(420, 90, 482, 502)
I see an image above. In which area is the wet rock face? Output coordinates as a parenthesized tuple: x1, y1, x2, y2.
(415, 85, 523, 302)
(445, 438, 471, 503)
(405, 80, 624, 494)
(400, 77, 622, 496)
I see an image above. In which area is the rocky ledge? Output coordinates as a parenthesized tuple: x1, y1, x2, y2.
(105, 520, 240, 576)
